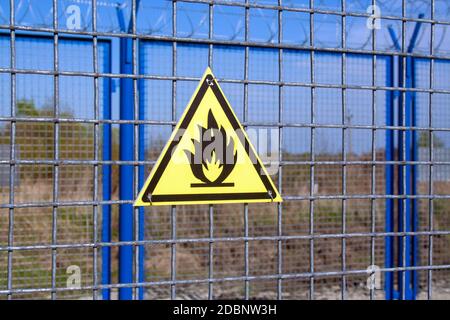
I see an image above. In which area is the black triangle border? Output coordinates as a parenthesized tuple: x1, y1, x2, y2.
(141, 74, 276, 203)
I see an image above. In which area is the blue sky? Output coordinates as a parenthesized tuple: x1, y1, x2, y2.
(0, 0, 450, 156)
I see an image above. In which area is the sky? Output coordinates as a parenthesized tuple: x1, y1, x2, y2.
(0, 0, 450, 157)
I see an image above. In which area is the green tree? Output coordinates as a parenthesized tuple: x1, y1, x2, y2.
(418, 131, 444, 148)
(0, 100, 95, 180)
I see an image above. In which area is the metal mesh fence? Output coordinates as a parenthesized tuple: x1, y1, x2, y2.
(0, 0, 450, 300)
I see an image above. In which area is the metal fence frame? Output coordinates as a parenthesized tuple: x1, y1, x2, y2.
(0, 0, 450, 300)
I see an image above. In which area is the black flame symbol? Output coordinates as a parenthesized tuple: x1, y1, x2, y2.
(184, 110, 237, 187)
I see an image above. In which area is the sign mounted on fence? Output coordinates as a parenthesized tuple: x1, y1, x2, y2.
(134, 68, 282, 206)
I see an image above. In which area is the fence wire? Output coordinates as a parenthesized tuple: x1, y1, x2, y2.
(0, 0, 449, 300)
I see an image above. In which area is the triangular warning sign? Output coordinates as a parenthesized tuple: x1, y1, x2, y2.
(134, 67, 282, 206)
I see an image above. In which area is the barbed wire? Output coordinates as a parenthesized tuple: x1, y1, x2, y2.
(0, 0, 449, 52)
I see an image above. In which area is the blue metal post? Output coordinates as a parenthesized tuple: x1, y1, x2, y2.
(119, 35, 134, 300)
(117, 1, 143, 300)
(401, 53, 413, 300)
(385, 55, 395, 300)
(102, 42, 112, 300)
(397, 49, 416, 301)
(387, 15, 422, 299)
(117, 6, 134, 300)
(394, 48, 408, 300)
(402, 15, 423, 299)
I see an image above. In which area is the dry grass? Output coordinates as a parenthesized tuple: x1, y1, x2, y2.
(0, 170, 95, 299)
(0, 160, 449, 299)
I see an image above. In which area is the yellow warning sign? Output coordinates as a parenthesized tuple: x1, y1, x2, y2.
(134, 67, 282, 206)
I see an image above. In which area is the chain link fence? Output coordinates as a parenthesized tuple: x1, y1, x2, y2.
(0, 0, 449, 300)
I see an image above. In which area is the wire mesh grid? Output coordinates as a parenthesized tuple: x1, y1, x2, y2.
(0, 0, 449, 300)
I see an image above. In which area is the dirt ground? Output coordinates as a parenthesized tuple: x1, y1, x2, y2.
(141, 280, 450, 300)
